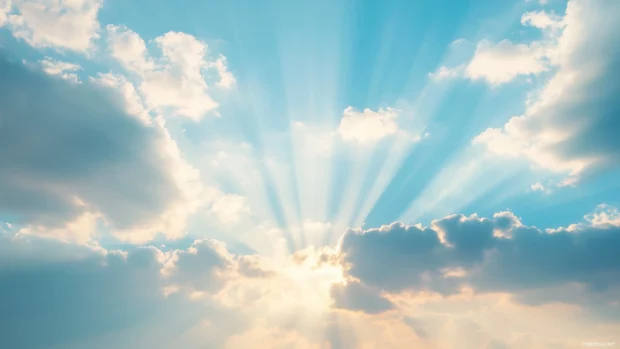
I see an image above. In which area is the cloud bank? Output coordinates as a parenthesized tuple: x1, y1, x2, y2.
(0, 52, 203, 243)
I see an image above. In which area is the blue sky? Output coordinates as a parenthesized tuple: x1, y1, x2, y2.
(1, 0, 620, 348)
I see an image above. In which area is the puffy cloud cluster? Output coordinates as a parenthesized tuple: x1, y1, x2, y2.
(2, 208, 619, 349)
(0, 0, 103, 52)
(0, 233, 275, 349)
(161, 239, 273, 297)
(464, 39, 550, 85)
(338, 107, 400, 143)
(430, 0, 620, 183)
(106, 25, 235, 120)
(430, 6, 564, 85)
(472, 0, 620, 181)
(336, 208, 620, 316)
(0, 51, 204, 243)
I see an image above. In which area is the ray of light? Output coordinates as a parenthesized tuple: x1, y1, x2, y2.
(399, 149, 527, 224)
(357, 0, 532, 230)
(274, 0, 353, 249)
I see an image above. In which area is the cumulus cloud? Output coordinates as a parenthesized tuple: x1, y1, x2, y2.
(0, 52, 204, 243)
(584, 204, 620, 228)
(555, 204, 620, 233)
(1, 220, 617, 349)
(338, 107, 400, 143)
(473, 0, 620, 182)
(105, 24, 154, 72)
(464, 39, 550, 85)
(0, 232, 400, 349)
(0, 234, 262, 349)
(106, 25, 234, 120)
(1, 0, 102, 52)
(433, 8, 567, 85)
(163, 239, 234, 295)
(336, 207, 620, 316)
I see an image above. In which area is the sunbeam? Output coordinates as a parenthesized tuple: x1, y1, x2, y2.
(1, 0, 619, 348)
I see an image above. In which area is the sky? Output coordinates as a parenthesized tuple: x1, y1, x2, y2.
(0, 0, 619, 348)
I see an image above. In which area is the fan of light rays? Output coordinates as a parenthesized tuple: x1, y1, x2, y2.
(202, 0, 540, 262)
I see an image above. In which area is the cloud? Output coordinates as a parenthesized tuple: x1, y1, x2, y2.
(337, 206, 620, 316)
(105, 24, 154, 72)
(555, 204, 620, 232)
(451, 38, 467, 46)
(207, 192, 251, 224)
(163, 239, 234, 294)
(224, 325, 328, 349)
(1, 0, 102, 52)
(209, 54, 236, 88)
(0, 233, 259, 349)
(529, 182, 546, 192)
(159, 237, 274, 298)
(464, 39, 549, 85)
(428, 65, 464, 80)
(106, 25, 233, 120)
(338, 107, 400, 143)
(39, 58, 81, 82)
(473, 0, 620, 182)
(435, 8, 566, 85)
(330, 281, 394, 314)
(584, 204, 620, 228)
(0, 52, 204, 243)
(1, 226, 617, 349)
(17, 211, 102, 243)
(0, 1, 11, 27)
(521, 10, 565, 30)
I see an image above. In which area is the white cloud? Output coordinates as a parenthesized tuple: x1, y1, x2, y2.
(526, 0, 551, 5)
(224, 326, 327, 349)
(438, 10, 566, 86)
(529, 182, 546, 192)
(0, 1, 10, 26)
(474, 0, 620, 182)
(91, 72, 152, 124)
(207, 192, 251, 224)
(521, 10, 564, 30)
(106, 24, 154, 73)
(0, 54, 210, 244)
(209, 54, 235, 88)
(18, 210, 101, 243)
(106, 25, 233, 121)
(39, 57, 81, 82)
(549, 204, 620, 233)
(428, 65, 464, 80)
(464, 39, 549, 85)
(0, 235, 267, 349)
(3, 0, 102, 52)
(451, 38, 467, 46)
(584, 204, 620, 228)
(2, 209, 620, 349)
(338, 106, 400, 142)
(473, 122, 593, 176)
(339, 205, 620, 319)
